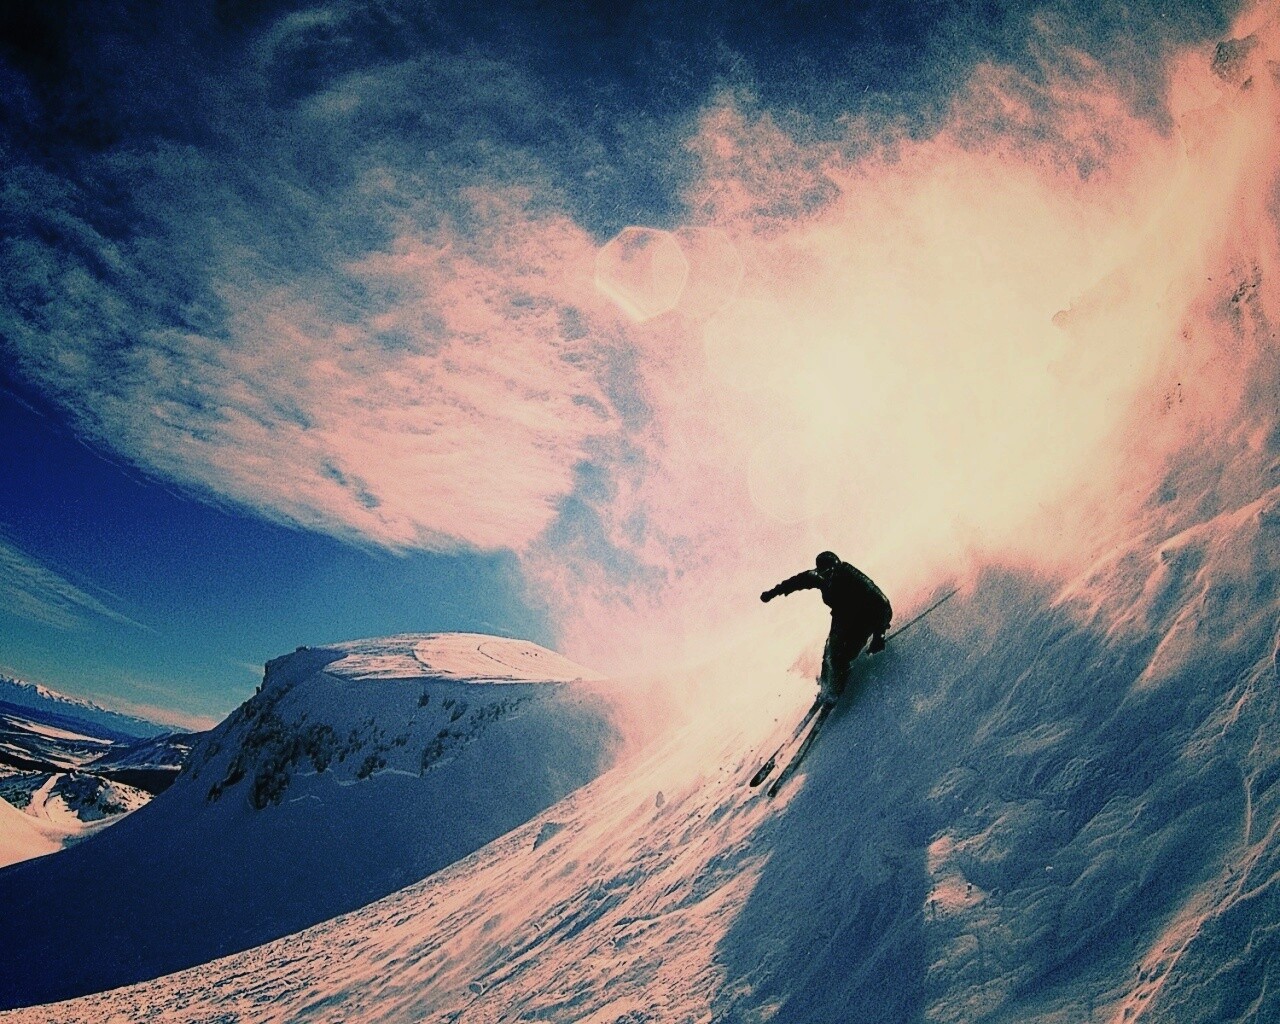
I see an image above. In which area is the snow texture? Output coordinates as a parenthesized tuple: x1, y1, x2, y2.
(0, 635, 627, 1010)
(6, 33, 1280, 1023)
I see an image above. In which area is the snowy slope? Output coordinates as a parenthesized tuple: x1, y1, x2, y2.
(8, 482, 1276, 1024)
(4, 432, 1278, 1016)
(0, 634, 633, 1010)
(10, 329, 1279, 1022)
(0, 772, 150, 834)
(7, 21, 1280, 1024)
(0, 794, 62, 868)
(83, 731, 199, 793)
(0, 706, 118, 772)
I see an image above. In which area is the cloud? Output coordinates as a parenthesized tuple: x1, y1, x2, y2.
(0, 536, 144, 631)
(1, 0, 1275, 681)
(542, 6, 1280, 671)
(97, 187, 613, 551)
(1, 23, 628, 553)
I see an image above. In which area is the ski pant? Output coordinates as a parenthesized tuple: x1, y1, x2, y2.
(820, 616, 874, 699)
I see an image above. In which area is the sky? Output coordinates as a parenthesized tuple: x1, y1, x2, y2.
(0, 0, 1270, 728)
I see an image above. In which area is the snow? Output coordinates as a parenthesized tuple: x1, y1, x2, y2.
(0, 710, 121, 771)
(0, 772, 152, 869)
(23, 774, 150, 827)
(5, 32, 1280, 1020)
(332, 632, 606, 683)
(2, 719, 112, 746)
(0, 635, 634, 1010)
(4, 450, 1277, 1022)
(0, 795, 61, 869)
(0, 677, 169, 740)
(0, 684, 791, 1021)
(0, 701, 189, 867)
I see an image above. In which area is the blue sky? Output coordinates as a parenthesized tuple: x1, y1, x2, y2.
(0, 0, 1247, 726)
(0, 379, 548, 726)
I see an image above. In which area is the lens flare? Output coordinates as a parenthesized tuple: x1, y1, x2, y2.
(595, 227, 689, 323)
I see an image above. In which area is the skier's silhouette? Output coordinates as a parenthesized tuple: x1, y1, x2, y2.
(761, 551, 893, 704)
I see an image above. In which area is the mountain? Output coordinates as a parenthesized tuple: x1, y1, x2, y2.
(10, 318, 1279, 1020)
(0, 677, 171, 742)
(6, 21, 1280, 1021)
(0, 703, 118, 774)
(0, 696, 196, 869)
(0, 633, 636, 1010)
(8, 497, 1276, 1023)
(83, 732, 199, 794)
(0, 703, 194, 783)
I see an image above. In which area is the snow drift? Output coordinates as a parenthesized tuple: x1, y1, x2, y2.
(0, 633, 632, 1010)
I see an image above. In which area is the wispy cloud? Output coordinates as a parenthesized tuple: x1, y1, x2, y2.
(99, 187, 613, 552)
(0, 536, 145, 631)
(1, 13, 629, 553)
(1, 0, 1275, 679)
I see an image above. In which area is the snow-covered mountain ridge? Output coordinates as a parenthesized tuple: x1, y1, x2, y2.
(0, 633, 633, 1010)
(0, 676, 170, 741)
(188, 635, 610, 812)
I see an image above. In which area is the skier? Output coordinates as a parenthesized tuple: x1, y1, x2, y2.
(760, 551, 892, 705)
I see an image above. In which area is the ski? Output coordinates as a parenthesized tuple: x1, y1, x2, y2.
(767, 702, 834, 798)
(749, 697, 823, 787)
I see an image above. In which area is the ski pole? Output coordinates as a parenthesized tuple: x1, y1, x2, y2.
(885, 587, 958, 643)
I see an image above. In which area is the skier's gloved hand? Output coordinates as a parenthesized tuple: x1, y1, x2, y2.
(867, 633, 886, 655)
(760, 590, 775, 603)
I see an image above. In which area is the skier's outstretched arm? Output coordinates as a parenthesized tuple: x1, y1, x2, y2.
(760, 570, 821, 603)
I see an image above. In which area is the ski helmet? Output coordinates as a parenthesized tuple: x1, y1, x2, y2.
(815, 551, 840, 570)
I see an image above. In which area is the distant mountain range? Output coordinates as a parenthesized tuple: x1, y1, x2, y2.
(0, 676, 172, 741)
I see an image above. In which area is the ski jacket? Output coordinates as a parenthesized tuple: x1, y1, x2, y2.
(765, 561, 892, 631)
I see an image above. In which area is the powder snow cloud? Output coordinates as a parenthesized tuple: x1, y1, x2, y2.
(1, 0, 1272, 673)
